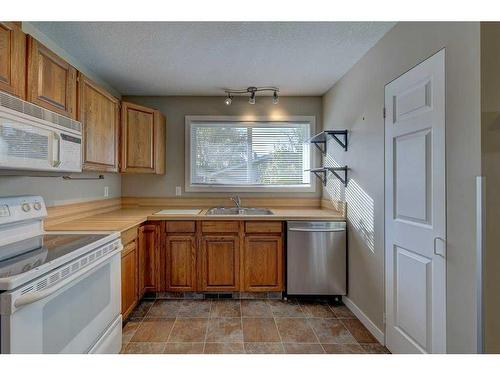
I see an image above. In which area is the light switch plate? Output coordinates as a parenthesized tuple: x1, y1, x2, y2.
(175, 186, 182, 196)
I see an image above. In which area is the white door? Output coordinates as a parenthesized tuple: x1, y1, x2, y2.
(385, 49, 446, 354)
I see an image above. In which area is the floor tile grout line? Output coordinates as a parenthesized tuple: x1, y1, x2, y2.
(337, 316, 361, 345)
(239, 299, 246, 353)
(202, 300, 212, 353)
(304, 314, 326, 353)
(267, 300, 286, 353)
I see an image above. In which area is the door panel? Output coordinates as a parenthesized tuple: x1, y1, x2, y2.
(0, 22, 26, 99)
(243, 235, 283, 292)
(164, 235, 196, 291)
(200, 235, 239, 291)
(385, 49, 446, 354)
(395, 245, 431, 349)
(121, 102, 155, 173)
(79, 74, 119, 172)
(394, 129, 432, 224)
(121, 241, 138, 319)
(27, 37, 77, 119)
(138, 224, 158, 296)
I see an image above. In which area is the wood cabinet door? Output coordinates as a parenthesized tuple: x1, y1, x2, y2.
(243, 235, 283, 292)
(164, 235, 196, 291)
(200, 235, 240, 292)
(121, 240, 139, 319)
(121, 101, 156, 173)
(79, 74, 119, 172)
(138, 223, 159, 296)
(0, 22, 26, 99)
(26, 36, 77, 119)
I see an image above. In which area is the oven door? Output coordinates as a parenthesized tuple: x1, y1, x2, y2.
(0, 250, 121, 354)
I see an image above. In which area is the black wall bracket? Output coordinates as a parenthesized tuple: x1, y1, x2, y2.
(307, 166, 348, 187)
(309, 130, 348, 154)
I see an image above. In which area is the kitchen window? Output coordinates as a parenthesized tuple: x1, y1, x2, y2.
(185, 116, 315, 192)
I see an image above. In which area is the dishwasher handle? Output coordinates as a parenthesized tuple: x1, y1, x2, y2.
(287, 221, 346, 233)
(288, 227, 346, 232)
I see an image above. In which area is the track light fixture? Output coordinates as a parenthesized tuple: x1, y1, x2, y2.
(223, 86, 279, 106)
(273, 90, 279, 105)
(248, 91, 256, 105)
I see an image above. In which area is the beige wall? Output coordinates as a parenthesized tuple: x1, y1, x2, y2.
(322, 22, 481, 353)
(0, 172, 121, 206)
(481, 22, 500, 353)
(121, 96, 322, 199)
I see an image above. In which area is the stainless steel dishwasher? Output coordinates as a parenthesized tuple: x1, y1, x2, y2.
(287, 221, 347, 296)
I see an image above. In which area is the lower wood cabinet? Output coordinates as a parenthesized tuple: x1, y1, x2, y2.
(243, 235, 283, 292)
(200, 235, 240, 291)
(138, 223, 159, 296)
(163, 235, 197, 291)
(121, 223, 160, 320)
(157, 220, 284, 294)
(121, 238, 138, 319)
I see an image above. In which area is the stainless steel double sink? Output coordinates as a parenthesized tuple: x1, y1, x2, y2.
(205, 207, 274, 216)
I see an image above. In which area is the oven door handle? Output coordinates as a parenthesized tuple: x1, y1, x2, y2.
(13, 250, 119, 309)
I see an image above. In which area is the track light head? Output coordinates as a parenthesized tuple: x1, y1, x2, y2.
(224, 94, 232, 106)
(248, 91, 256, 105)
(273, 90, 279, 104)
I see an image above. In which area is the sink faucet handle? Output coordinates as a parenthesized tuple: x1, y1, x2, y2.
(230, 195, 242, 208)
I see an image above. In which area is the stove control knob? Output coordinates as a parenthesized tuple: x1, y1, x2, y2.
(21, 203, 31, 212)
(33, 202, 42, 211)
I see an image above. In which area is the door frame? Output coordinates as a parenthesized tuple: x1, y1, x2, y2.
(383, 48, 447, 353)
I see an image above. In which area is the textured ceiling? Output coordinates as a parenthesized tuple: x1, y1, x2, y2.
(31, 22, 395, 96)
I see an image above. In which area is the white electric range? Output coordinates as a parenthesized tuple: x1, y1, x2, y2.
(0, 196, 123, 354)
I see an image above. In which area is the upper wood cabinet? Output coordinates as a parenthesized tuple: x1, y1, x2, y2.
(27, 36, 77, 119)
(200, 235, 240, 292)
(78, 74, 120, 172)
(138, 223, 159, 295)
(243, 235, 283, 292)
(0, 22, 26, 99)
(120, 101, 166, 174)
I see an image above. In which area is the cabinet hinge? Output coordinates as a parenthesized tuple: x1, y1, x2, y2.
(383, 107, 386, 119)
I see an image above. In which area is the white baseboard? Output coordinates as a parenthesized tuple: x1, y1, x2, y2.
(342, 296, 385, 345)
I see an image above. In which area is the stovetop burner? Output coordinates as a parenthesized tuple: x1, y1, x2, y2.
(0, 233, 109, 279)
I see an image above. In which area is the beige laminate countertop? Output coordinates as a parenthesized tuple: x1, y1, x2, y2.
(44, 207, 345, 233)
(45, 207, 345, 231)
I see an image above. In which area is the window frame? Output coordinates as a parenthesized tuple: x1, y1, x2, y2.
(185, 115, 316, 193)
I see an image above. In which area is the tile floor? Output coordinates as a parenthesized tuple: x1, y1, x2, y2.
(121, 298, 390, 354)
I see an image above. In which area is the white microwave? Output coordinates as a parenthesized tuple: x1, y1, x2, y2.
(0, 92, 82, 172)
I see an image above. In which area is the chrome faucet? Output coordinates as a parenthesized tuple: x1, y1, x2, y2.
(230, 195, 242, 208)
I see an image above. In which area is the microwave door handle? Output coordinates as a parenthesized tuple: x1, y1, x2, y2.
(13, 249, 120, 309)
(52, 132, 61, 167)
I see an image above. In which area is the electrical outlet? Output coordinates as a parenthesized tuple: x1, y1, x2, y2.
(175, 186, 182, 196)
(104, 186, 109, 197)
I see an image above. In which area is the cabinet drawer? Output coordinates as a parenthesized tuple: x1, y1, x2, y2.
(165, 221, 196, 233)
(121, 226, 138, 246)
(245, 221, 282, 234)
(202, 221, 239, 233)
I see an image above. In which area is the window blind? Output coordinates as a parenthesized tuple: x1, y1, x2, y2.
(189, 121, 311, 188)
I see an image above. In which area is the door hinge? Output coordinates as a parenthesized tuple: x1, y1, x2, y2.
(383, 107, 386, 119)
(383, 312, 387, 325)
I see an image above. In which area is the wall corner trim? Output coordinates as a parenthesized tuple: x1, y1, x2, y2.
(342, 296, 385, 345)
